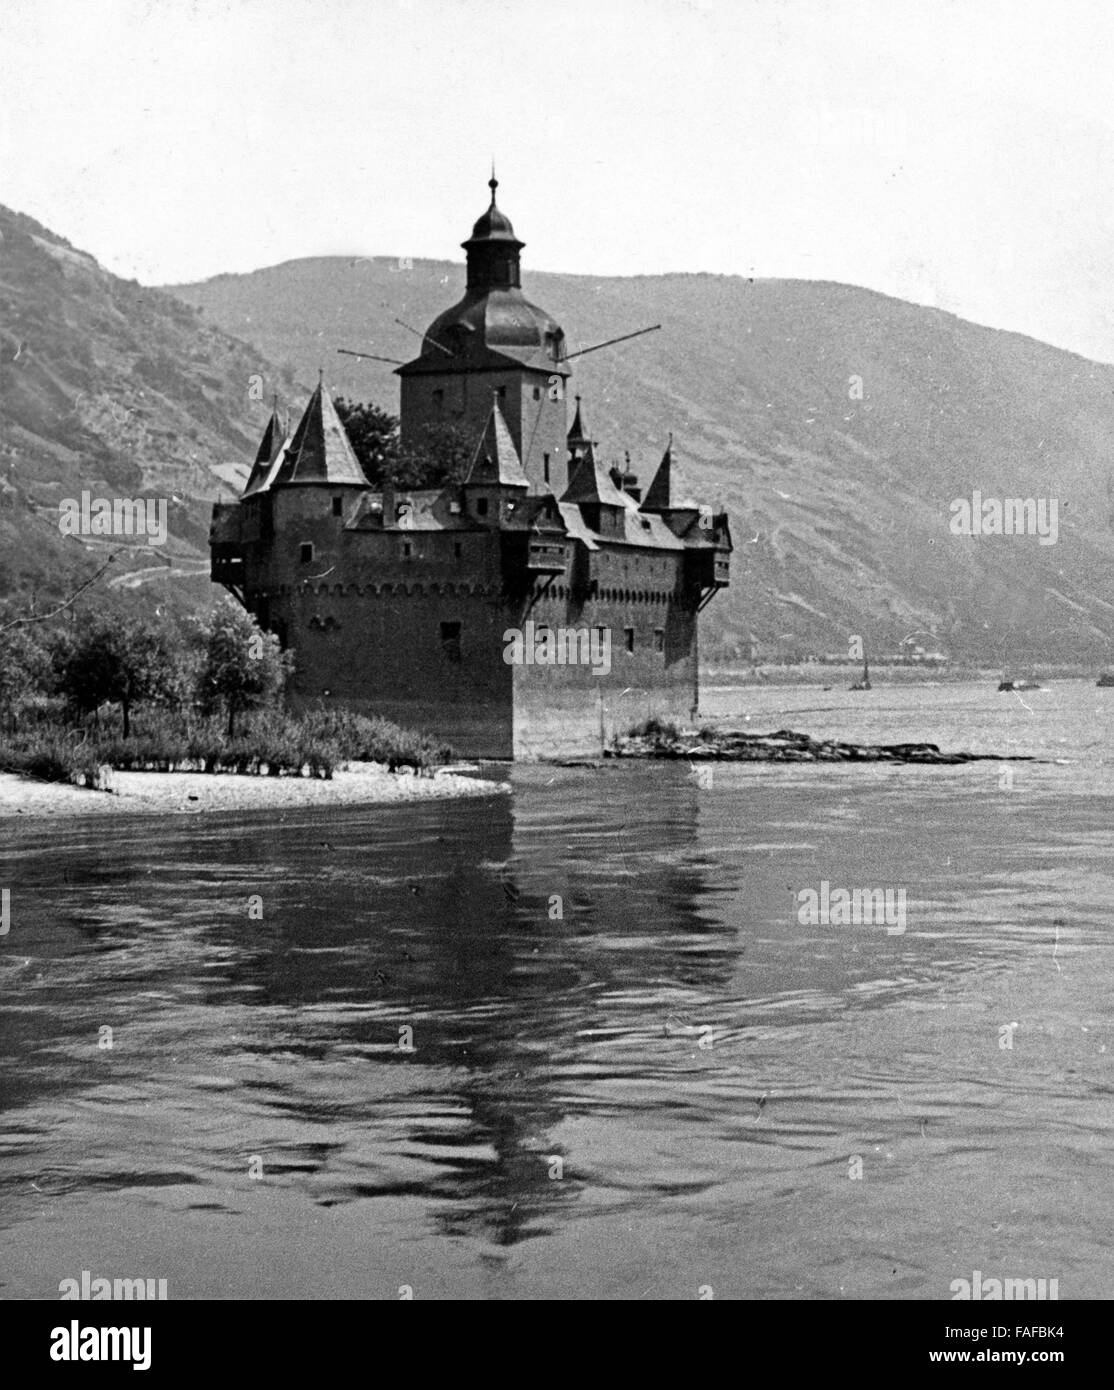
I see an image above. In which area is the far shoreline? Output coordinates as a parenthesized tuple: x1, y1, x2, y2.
(701, 664, 1104, 687)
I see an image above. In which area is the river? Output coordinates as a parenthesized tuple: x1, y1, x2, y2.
(1, 679, 1110, 1299)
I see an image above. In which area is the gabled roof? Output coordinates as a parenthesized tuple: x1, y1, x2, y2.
(464, 399, 529, 488)
(242, 410, 287, 497)
(641, 438, 672, 511)
(561, 451, 630, 507)
(272, 381, 367, 487)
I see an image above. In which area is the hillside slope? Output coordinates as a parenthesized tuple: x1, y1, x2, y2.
(0, 204, 295, 613)
(167, 255, 1114, 665)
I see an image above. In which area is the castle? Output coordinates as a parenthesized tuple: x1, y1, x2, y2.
(209, 178, 731, 758)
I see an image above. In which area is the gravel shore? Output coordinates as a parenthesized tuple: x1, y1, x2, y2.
(0, 762, 508, 818)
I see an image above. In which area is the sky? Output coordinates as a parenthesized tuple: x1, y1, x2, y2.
(4, 0, 1114, 360)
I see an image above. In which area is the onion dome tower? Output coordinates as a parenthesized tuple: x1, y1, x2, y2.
(397, 172, 572, 497)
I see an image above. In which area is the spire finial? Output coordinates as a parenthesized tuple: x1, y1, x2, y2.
(489, 160, 498, 203)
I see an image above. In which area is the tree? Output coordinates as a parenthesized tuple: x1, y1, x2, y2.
(0, 624, 52, 730)
(392, 421, 475, 489)
(333, 398, 475, 490)
(56, 616, 178, 737)
(334, 397, 399, 486)
(198, 599, 290, 737)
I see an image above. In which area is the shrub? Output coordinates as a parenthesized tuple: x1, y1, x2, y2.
(298, 708, 453, 770)
(627, 715, 679, 742)
(0, 704, 446, 784)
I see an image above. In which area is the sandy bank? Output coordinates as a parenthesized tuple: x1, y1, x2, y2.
(0, 761, 508, 818)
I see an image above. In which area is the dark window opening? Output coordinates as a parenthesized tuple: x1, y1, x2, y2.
(497, 386, 506, 400)
(402, 541, 412, 558)
(532, 386, 541, 400)
(654, 628, 665, 653)
(332, 497, 343, 516)
(300, 542, 314, 564)
(454, 542, 462, 558)
(476, 497, 488, 516)
(440, 620, 462, 663)
(543, 452, 550, 483)
(432, 388, 444, 411)
(624, 627, 635, 653)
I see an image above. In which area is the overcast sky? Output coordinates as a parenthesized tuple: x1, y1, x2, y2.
(4, 0, 1114, 360)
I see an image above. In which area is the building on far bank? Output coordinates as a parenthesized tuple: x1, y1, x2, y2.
(210, 177, 731, 758)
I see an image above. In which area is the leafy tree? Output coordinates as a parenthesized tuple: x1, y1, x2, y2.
(56, 616, 179, 737)
(0, 624, 52, 730)
(198, 599, 291, 737)
(392, 421, 475, 489)
(334, 397, 399, 486)
(334, 399, 475, 490)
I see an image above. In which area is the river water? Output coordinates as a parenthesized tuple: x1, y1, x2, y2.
(1, 679, 1110, 1300)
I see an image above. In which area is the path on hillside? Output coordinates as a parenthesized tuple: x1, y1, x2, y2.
(106, 559, 210, 590)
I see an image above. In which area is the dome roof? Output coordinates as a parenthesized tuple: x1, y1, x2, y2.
(401, 284, 567, 378)
(397, 172, 568, 377)
(462, 175, 522, 248)
(425, 289, 560, 355)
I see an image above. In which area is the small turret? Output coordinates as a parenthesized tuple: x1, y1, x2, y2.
(640, 436, 673, 512)
(462, 396, 529, 524)
(242, 407, 287, 497)
(567, 395, 593, 466)
(272, 377, 367, 488)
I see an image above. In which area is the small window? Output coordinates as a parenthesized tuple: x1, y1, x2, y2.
(402, 541, 412, 558)
(497, 386, 506, 400)
(624, 627, 635, 653)
(532, 386, 541, 401)
(300, 542, 314, 564)
(440, 620, 462, 663)
(476, 497, 488, 516)
(654, 628, 664, 653)
(332, 497, 343, 516)
(543, 452, 550, 484)
(454, 542, 462, 559)
(432, 388, 444, 411)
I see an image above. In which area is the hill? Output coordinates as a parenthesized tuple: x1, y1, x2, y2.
(0, 204, 296, 617)
(166, 255, 1114, 665)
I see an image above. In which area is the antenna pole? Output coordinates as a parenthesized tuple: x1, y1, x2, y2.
(563, 324, 661, 361)
(337, 348, 406, 366)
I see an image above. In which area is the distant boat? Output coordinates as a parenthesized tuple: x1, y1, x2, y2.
(1098, 672, 1114, 687)
(850, 656, 872, 691)
(998, 678, 1041, 691)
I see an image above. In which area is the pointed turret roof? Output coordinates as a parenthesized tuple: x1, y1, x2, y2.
(242, 409, 287, 497)
(561, 450, 630, 508)
(568, 395, 589, 448)
(464, 398, 529, 487)
(272, 379, 367, 487)
(641, 436, 673, 511)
